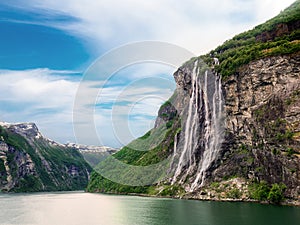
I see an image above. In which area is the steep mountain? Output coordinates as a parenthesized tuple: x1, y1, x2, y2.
(87, 1, 300, 205)
(0, 122, 92, 192)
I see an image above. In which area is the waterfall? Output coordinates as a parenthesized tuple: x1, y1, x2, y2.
(174, 133, 177, 155)
(171, 62, 224, 191)
(213, 57, 219, 65)
(169, 133, 178, 172)
(190, 72, 223, 191)
(172, 61, 199, 184)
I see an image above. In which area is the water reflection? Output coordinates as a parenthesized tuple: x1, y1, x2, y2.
(0, 192, 299, 225)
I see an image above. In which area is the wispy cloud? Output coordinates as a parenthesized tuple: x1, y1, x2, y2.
(1, 0, 295, 55)
(0, 69, 80, 143)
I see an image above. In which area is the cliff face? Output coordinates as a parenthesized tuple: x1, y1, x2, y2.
(215, 54, 300, 198)
(167, 53, 300, 202)
(0, 123, 92, 192)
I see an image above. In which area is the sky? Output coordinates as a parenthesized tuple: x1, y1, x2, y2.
(0, 0, 295, 147)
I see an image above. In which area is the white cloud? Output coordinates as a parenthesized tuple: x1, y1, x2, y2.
(0, 69, 76, 106)
(12, 0, 296, 55)
(254, 0, 296, 23)
(0, 69, 80, 143)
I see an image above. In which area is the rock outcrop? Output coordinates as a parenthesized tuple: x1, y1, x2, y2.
(256, 20, 300, 42)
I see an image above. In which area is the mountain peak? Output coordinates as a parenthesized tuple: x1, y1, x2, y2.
(1, 122, 42, 139)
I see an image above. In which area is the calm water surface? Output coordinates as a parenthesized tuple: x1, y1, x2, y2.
(0, 192, 299, 225)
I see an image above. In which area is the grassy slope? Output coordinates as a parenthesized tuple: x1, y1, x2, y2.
(87, 115, 181, 194)
(200, 0, 300, 77)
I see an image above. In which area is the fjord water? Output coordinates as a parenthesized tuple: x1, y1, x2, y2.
(0, 192, 299, 225)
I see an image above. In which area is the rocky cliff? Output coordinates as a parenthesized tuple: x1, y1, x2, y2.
(0, 122, 92, 192)
(87, 1, 300, 205)
(214, 54, 300, 196)
(166, 53, 300, 204)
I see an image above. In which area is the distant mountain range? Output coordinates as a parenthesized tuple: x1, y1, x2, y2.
(66, 143, 118, 167)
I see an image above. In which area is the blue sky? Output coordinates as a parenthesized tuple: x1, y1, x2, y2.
(0, 0, 295, 147)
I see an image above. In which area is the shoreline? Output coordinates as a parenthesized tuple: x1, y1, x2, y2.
(2, 188, 299, 207)
(87, 191, 300, 207)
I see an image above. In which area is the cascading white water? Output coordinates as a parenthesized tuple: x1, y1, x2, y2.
(173, 133, 178, 161)
(190, 72, 223, 191)
(213, 57, 219, 65)
(172, 61, 199, 184)
(168, 133, 178, 178)
(171, 61, 224, 191)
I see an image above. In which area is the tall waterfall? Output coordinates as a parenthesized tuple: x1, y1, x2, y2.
(171, 61, 224, 191)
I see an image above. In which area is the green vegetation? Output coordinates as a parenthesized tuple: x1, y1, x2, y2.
(0, 158, 7, 181)
(159, 185, 185, 197)
(226, 188, 242, 199)
(253, 102, 294, 148)
(272, 148, 280, 155)
(275, 131, 294, 142)
(287, 148, 295, 157)
(87, 172, 150, 194)
(81, 152, 110, 167)
(210, 182, 220, 189)
(200, 0, 300, 78)
(254, 167, 263, 174)
(166, 120, 174, 129)
(112, 123, 177, 167)
(249, 181, 270, 201)
(158, 100, 177, 122)
(237, 144, 249, 154)
(87, 115, 181, 194)
(268, 184, 287, 204)
(0, 158, 5, 172)
(0, 125, 91, 192)
(13, 175, 43, 192)
(139, 131, 151, 140)
(249, 181, 286, 204)
(160, 100, 172, 109)
(208, 181, 243, 199)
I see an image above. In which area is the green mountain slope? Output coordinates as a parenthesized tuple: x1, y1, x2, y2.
(200, 0, 300, 77)
(87, 111, 181, 193)
(0, 123, 91, 192)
